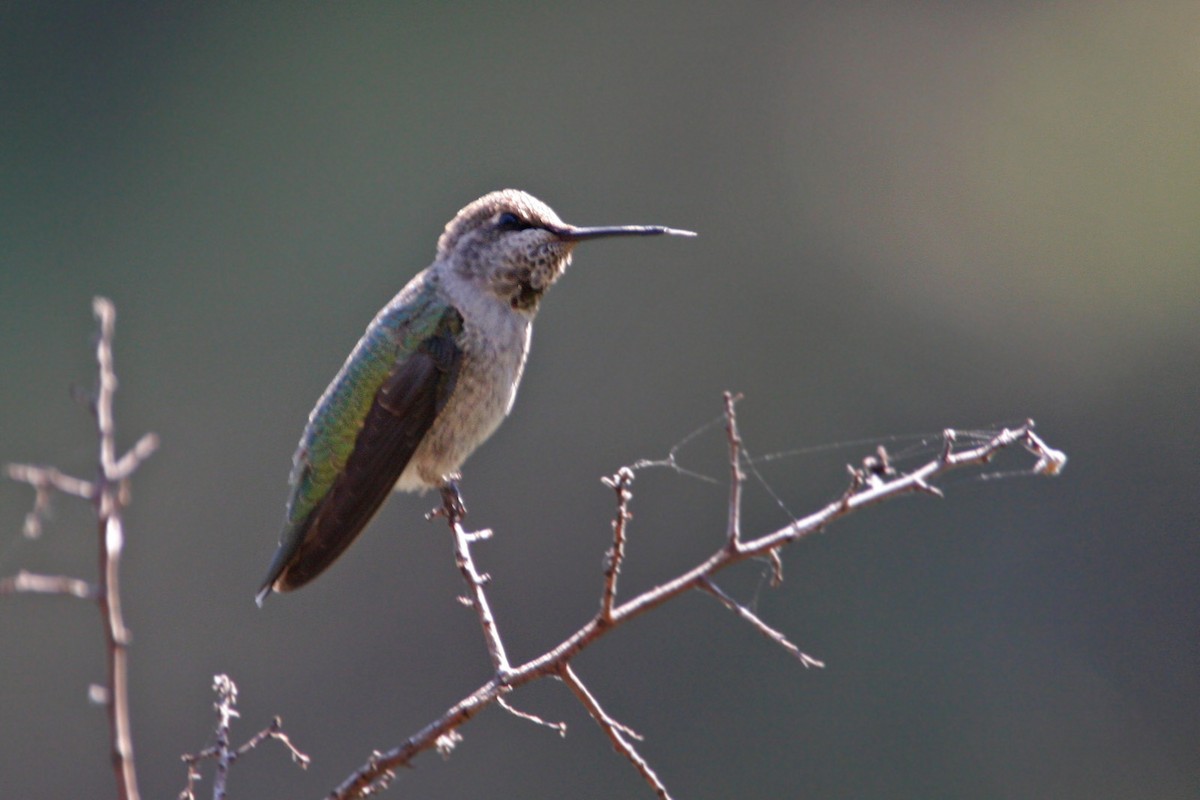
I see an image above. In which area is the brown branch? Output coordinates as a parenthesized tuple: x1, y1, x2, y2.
(5, 298, 158, 800)
(328, 682, 500, 798)
(329, 411, 1065, 799)
(559, 663, 670, 800)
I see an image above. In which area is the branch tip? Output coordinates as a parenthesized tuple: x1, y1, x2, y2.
(497, 693, 567, 736)
(600, 466, 636, 621)
(0, 570, 95, 599)
(941, 428, 957, 461)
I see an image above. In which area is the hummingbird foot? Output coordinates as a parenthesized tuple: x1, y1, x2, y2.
(430, 478, 468, 522)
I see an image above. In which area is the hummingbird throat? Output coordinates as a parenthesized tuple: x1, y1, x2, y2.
(508, 249, 571, 311)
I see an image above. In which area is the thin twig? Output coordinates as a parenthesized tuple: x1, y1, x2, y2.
(439, 484, 511, 678)
(698, 577, 824, 668)
(6, 463, 95, 499)
(6, 463, 94, 538)
(0, 570, 95, 599)
(767, 549, 784, 588)
(599, 467, 634, 622)
(496, 693, 567, 736)
(329, 418, 1065, 799)
(239, 717, 310, 766)
(111, 433, 161, 481)
(723, 391, 744, 547)
(559, 663, 669, 800)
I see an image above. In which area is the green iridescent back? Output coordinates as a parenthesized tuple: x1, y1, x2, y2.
(284, 279, 449, 528)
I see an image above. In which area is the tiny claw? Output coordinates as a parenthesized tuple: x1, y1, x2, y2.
(439, 480, 468, 520)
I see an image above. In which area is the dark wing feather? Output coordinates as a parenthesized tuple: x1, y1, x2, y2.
(259, 318, 461, 598)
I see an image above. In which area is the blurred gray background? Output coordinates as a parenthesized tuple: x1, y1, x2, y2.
(2, 2, 1197, 798)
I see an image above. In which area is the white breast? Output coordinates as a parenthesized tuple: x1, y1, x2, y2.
(394, 268, 533, 492)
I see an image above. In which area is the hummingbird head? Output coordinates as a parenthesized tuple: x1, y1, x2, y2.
(437, 189, 695, 312)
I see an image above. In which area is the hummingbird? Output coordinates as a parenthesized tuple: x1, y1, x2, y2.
(256, 189, 695, 605)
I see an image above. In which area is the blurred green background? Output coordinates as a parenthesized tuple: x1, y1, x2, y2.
(2, 2, 1197, 798)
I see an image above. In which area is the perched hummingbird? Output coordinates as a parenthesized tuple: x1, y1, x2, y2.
(256, 189, 694, 605)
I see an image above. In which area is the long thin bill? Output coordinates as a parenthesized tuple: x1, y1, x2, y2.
(553, 224, 697, 241)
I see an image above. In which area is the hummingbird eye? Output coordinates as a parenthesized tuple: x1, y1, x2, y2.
(495, 211, 532, 232)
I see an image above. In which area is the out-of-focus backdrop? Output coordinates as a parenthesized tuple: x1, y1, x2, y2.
(2, 3, 1196, 798)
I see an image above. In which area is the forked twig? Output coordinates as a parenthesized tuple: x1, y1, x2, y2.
(559, 663, 668, 800)
(180, 674, 309, 800)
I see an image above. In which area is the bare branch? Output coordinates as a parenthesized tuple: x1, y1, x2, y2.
(330, 417, 1065, 799)
(111, 432, 161, 482)
(698, 577, 824, 669)
(559, 663, 669, 800)
(0, 569, 95, 599)
(328, 682, 501, 798)
(91, 297, 141, 800)
(598, 467, 634, 622)
(5, 298, 158, 800)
